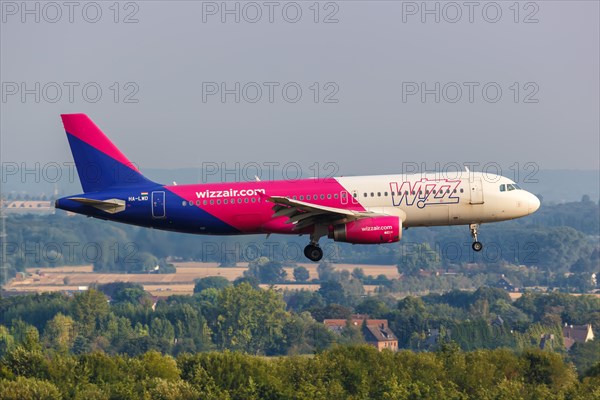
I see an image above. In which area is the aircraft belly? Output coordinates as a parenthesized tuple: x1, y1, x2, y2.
(404, 205, 450, 227)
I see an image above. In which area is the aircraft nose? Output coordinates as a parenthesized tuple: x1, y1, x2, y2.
(527, 193, 540, 214)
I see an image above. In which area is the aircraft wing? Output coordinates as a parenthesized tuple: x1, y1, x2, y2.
(267, 196, 378, 231)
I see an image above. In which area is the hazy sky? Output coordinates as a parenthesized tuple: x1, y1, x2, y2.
(1, 1, 599, 180)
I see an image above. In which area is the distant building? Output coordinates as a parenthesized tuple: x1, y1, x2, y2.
(491, 315, 504, 328)
(363, 321, 398, 352)
(323, 316, 398, 352)
(539, 333, 555, 350)
(2, 200, 54, 214)
(493, 274, 517, 292)
(562, 323, 595, 350)
(424, 328, 452, 347)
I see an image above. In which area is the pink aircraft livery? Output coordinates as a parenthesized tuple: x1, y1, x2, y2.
(55, 114, 541, 261)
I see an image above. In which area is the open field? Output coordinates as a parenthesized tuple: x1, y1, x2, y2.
(4, 262, 400, 296)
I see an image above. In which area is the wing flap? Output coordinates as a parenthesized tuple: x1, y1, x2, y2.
(267, 196, 380, 231)
(267, 196, 372, 218)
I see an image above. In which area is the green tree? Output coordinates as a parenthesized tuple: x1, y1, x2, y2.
(72, 289, 109, 339)
(356, 298, 389, 317)
(569, 340, 600, 376)
(214, 283, 289, 354)
(135, 252, 161, 273)
(0, 325, 15, 355)
(351, 268, 366, 281)
(43, 313, 76, 353)
(0, 376, 61, 400)
(246, 259, 287, 284)
(233, 276, 260, 289)
(318, 281, 346, 305)
(194, 276, 231, 293)
(522, 348, 578, 390)
(317, 262, 339, 282)
(338, 320, 365, 345)
(398, 243, 440, 276)
(293, 266, 310, 283)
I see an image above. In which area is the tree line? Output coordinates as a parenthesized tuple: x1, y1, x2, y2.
(1, 344, 599, 399)
(1, 281, 599, 374)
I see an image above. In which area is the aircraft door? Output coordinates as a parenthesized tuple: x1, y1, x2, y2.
(152, 191, 166, 218)
(340, 191, 348, 205)
(469, 178, 484, 204)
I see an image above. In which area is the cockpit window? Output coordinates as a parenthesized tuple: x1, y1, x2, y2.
(507, 184, 515, 191)
(499, 184, 506, 192)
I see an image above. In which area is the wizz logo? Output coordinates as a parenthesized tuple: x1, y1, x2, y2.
(390, 178, 461, 209)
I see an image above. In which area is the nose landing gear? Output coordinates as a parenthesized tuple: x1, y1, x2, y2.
(470, 223, 483, 252)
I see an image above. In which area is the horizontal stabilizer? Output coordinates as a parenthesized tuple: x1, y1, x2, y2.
(68, 197, 126, 214)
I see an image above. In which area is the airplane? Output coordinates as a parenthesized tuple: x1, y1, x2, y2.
(55, 114, 541, 262)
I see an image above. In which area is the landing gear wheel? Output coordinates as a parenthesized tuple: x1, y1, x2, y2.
(469, 223, 483, 252)
(304, 244, 323, 262)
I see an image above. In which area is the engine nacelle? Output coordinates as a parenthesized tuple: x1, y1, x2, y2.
(329, 216, 402, 244)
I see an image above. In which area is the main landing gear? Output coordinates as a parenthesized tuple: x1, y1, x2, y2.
(304, 244, 323, 262)
(470, 223, 483, 252)
(304, 226, 327, 262)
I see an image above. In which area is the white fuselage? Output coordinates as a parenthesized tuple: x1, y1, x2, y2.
(336, 172, 540, 227)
